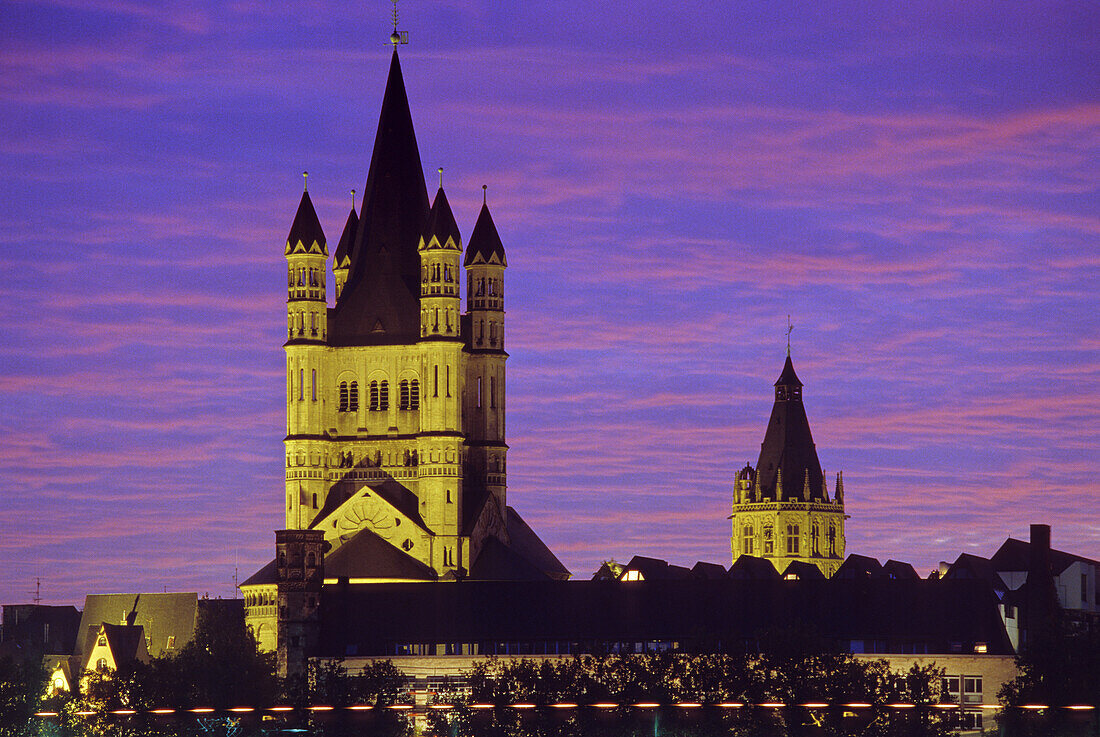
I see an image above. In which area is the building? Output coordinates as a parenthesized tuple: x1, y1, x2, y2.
(730, 351, 848, 577)
(241, 41, 567, 663)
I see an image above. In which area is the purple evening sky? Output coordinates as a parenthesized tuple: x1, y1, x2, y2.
(0, 1, 1097, 606)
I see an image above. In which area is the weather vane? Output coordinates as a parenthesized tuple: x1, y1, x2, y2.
(389, 0, 408, 46)
(786, 314, 794, 355)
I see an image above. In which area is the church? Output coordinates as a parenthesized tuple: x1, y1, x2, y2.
(240, 44, 568, 655)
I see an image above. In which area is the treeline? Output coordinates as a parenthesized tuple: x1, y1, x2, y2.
(428, 652, 953, 737)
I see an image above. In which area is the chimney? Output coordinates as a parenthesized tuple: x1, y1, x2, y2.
(1024, 523, 1059, 651)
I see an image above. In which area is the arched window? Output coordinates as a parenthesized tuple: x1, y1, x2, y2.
(339, 382, 349, 412)
(828, 526, 837, 556)
(410, 380, 420, 410)
(311, 369, 317, 401)
(298, 369, 304, 401)
(349, 382, 359, 412)
(743, 526, 754, 555)
(369, 381, 380, 411)
(399, 380, 410, 410)
(489, 376, 495, 408)
(812, 523, 820, 555)
(288, 269, 294, 287)
(278, 552, 287, 567)
(311, 493, 317, 509)
(379, 380, 389, 410)
(96, 658, 109, 671)
(306, 552, 316, 567)
(763, 525, 774, 555)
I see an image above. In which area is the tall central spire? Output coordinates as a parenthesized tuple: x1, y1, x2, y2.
(330, 48, 429, 345)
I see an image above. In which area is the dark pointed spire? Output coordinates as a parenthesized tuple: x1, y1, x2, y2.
(754, 353, 825, 503)
(333, 206, 359, 269)
(285, 189, 327, 255)
(464, 197, 507, 266)
(775, 354, 803, 392)
(330, 47, 429, 345)
(423, 186, 460, 248)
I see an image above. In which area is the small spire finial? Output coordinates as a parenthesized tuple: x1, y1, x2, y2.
(389, 0, 407, 46)
(482, 184, 487, 205)
(303, 171, 308, 192)
(786, 314, 794, 356)
(438, 167, 444, 189)
(351, 189, 356, 209)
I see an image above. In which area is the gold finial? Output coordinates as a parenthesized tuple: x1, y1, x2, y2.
(303, 171, 308, 192)
(438, 167, 444, 189)
(389, 0, 407, 45)
(786, 314, 794, 356)
(351, 189, 356, 209)
(482, 184, 487, 205)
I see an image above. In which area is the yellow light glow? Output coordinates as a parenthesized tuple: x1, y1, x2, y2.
(347, 705, 374, 711)
(388, 704, 413, 710)
(268, 706, 294, 712)
(190, 708, 214, 713)
(34, 712, 58, 718)
(551, 703, 576, 708)
(429, 704, 453, 710)
(309, 706, 334, 711)
(889, 703, 915, 709)
(1023, 705, 1048, 710)
(229, 707, 253, 713)
(676, 703, 702, 708)
(1067, 705, 1095, 711)
(111, 710, 136, 715)
(845, 703, 872, 708)
(717, 702, 744, 708)
(513, 703, 536, 709)
(150, 709, 176, 714)
(592, 702, 617, 708)
(760, 702, 785, 708)
(802, 703, 829, 708)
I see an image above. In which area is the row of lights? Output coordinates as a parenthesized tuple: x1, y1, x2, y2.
(35, 703, 1097, 717)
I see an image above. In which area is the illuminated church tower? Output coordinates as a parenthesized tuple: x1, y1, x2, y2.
(730, 351, 847, 577)
(243, 38, 566, 627)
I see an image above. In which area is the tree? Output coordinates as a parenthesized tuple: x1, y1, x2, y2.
(0, 654, 47, 737)
(999, 620, 1100, 736)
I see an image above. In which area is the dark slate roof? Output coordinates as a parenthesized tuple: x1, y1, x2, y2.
(754, 354, 826, 502)
(990, 537, 1099, 576)
(505, 506, 571, 581)
(729, 555, 782, 580)
(469, 535, 550, 581)
(775, 354, 803, 388)
(101, 623, 146, 668)
(285, 189, 327, 255)
(691, 561, 729, 580)
(782, 560, 826, 580)
(324, 527, 437, 581)
(883, 560, 920, 580)
(240, 559, 277, 587)
(422, 187, 460, 247)
(463, 202, 507, 267)
(331, 48, 429, 346)
(834, 554, 886, 580)
(75, 593, 198, 659)
(333, 207, 359, 269)
(319, 577, 1015, 658)
(945, 553, 1008, 593)
(622, 556, 692, 581)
